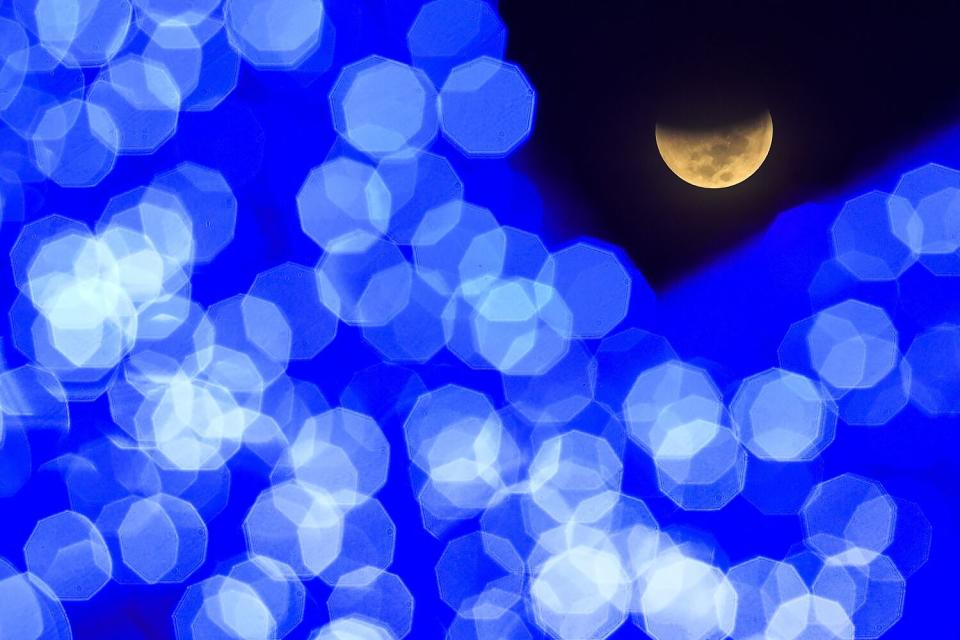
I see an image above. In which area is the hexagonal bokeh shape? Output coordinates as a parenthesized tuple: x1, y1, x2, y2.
(243, 480, 345, 578)
(886, 498, 933, 578)
(502, 339, 596, 425)
(30, 98, 119, 187)
(802, 473, 897, 563)
(406, 0, 507, 86)
(139, 369, 249, 473)
(529, 541, 630, 640)
(19, 226, 144, 375)
(653, 422, 748, 511)
(404, 384, 502, 474)
(894, 162, 960, 204)
(224, 0, 326, 69)
(0, 565, 72, 640)
(297, 157, 392, 254)
(377, 151, 463, 244)
(622, 359, 723, 456)
(327, 567, 413, 639)
(527, 430, 623, 524)
(831, 190, 916, 281)
(175, 574, 278, 639)
(249, 261, 338, 359)
(467, 275, 574, 376)
(904, 323, 960, 416)
(114, 494, 207, 584)
(765, 594, 854, 639)
(321, 497, 397, 586)
(96, 183, 195, 269)
(780, 311, 910, 428)
(403, 384, 519, 527)
(639, 550, 737, 640)
(411, 199, 503, 295)
(277, 407, 390, 506)
(846, 555, 906, 638)
(436, 531, 523, 619)
(310, 616, 396, 640)
(315, 237, 413, 327)
(227, 555, 307, 639)
(731, 368, 836, 462)
(132, 0, 221, 27)
(241, 294, 293, 366)
(151, 162, 237, 264)
(806, 299, 899, 390)
(538, 242, 631, 339)
(331, 56, 438, 158)
(727, 556, 809, 638)
(439, 56, 536, 158)
(87, 54, 182, 154)
(900, 189, 960, 265)
(891, 164, 960, 277)
(361, 274, 447, 363)
(136, 16, 241, 114)
(11, 215, 88, 293)
(0, 17, 28, 110)
(24, 510, 112, 600)
(30, 0, 132, 68)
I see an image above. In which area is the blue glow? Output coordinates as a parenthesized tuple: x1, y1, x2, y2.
(904, 324, 960, 415)
(152, 162, 237, 264)
(0, 564, 72, 639)
(407, 0, 507, 87)
(731, 368, 836, 462)
(0, 18, 30, 110)
(0, 0, 949, 637)
(891, 164, 960, 275)
(831, 191, 917, 280)
(133, 0, 220, 27)
(331, 56, 438, 158)
(315, 237, 413, 327)
(22, 0, 132, 69)
(326, 568, 413, 639)
(806, 299, 899, 389)
(87, 54, 181, 154)
(297, 156, 391, 254)
(224, 0, 326, 70)
(24, 510, 112, 600)
(439, 56, 536, 158)
(30, 98, 119, 187)
(96, 493, 207, 584)
(140, 19, 241, 114)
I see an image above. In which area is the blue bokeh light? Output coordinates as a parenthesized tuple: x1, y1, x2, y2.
(439, 56, 536, 158)
(0, 0, 951, 638)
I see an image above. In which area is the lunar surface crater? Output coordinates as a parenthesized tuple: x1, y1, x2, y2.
(656, 111, 773, 189)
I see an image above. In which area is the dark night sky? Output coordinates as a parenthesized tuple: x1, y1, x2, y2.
(500, 0, 960, 286)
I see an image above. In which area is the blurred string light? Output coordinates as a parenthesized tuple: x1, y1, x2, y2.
(0, 0, 945, 638)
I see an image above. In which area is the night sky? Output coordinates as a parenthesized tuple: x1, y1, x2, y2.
(500, 0, 960, 285)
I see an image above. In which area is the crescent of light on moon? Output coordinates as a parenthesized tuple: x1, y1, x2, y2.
(655, 110, 773, 189)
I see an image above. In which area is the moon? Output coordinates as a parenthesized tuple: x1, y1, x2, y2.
(655, 110, 773, 189)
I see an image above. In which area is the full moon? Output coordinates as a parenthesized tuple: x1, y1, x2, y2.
(655, 110, 773, 189)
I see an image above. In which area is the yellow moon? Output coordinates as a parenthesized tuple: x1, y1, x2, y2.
(655, 111, 773, 189)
